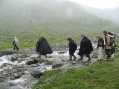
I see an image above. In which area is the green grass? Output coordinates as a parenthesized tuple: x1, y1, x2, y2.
(1, 0, 119, 49)
(0, 18, 119, 50)
(0, 27, 100, 49)
(32, 53, 119, 89)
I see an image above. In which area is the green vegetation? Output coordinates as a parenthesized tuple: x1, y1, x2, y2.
(0, 0, 119, 49)
(33, 53, 119, 89)
(0, 23, 118, 50)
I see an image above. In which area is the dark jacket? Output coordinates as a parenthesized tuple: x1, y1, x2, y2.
(36, 37, 53, 55)
(97, 37, 104, 49)
(78, 37, 93, 55)
(68, 39, 77, 55)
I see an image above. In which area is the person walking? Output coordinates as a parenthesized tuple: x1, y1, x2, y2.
(67, 38, 77, 61)
(97, 36, 105, 60)
(36, 37, 53, 58)
(12, 36, 20, 51)
(78, 35, 93, 62)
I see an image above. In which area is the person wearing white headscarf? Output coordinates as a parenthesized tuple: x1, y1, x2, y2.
(12, 36, 20, 51)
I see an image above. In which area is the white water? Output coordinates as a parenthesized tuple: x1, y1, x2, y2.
(0, 55, 13, 66)
(0, 51, 69, 89)
(0, 43, 98, 89)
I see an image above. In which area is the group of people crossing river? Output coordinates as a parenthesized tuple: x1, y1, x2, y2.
(12, 30, 118, 62)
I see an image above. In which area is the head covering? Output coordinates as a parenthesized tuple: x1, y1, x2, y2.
(67, 37, 72, 41)
(14, 36, 18, 42)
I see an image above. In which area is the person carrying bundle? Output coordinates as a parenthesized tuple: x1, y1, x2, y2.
(67, 38, 77, 61)
(36, 37, 53, 58)
(78, 35, 93, 62)
(103, 31, 116, 59)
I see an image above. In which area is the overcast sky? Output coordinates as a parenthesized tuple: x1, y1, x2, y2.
(69, 0, 119, 9)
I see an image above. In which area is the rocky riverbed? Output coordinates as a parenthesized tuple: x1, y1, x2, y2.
(0, 47, 99, 89)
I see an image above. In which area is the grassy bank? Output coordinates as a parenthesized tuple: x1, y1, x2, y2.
(0, 28, 100, 49)
(33, 53, 119, 89)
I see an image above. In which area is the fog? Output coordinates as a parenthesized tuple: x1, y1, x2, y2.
(0, 0, 119, 22)
(0, 0, 119, 28)
(69, 0, 119, 9)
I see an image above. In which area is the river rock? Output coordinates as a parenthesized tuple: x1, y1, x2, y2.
(0, 64, 26, 80)
(26, 59, 38, 65)
(8, 78, 26, 87)
(52, 63, 63, 69)
(31, 70, 43, 78)
(0, 76, 7, 82)
(10, 85, 24, 89)
(10, 56, 18, 62)
(57, 51, 66, 54)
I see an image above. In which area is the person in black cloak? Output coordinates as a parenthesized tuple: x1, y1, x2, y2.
(67, 38, 77, 61)
(36, 37, 53, 58)
(78, 35, 93, 62)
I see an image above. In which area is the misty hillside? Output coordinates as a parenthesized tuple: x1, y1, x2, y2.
(0, 0, 118, 33)
(83, 6, 119, 23)
(0, 0, 119, 49)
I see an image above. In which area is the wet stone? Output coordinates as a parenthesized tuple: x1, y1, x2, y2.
(26, 59, 38, 65)
(0, 76, 7, 82)
(10, 56, 18, 62)
(31, 71, 43, 78)
(52, 63, 63, 69)
(57, 51, 66, 54)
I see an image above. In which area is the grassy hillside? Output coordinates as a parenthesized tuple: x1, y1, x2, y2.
(33, 53, 119, 89)
(0, 0, 119, 49)
(0, 20, 118, 49)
